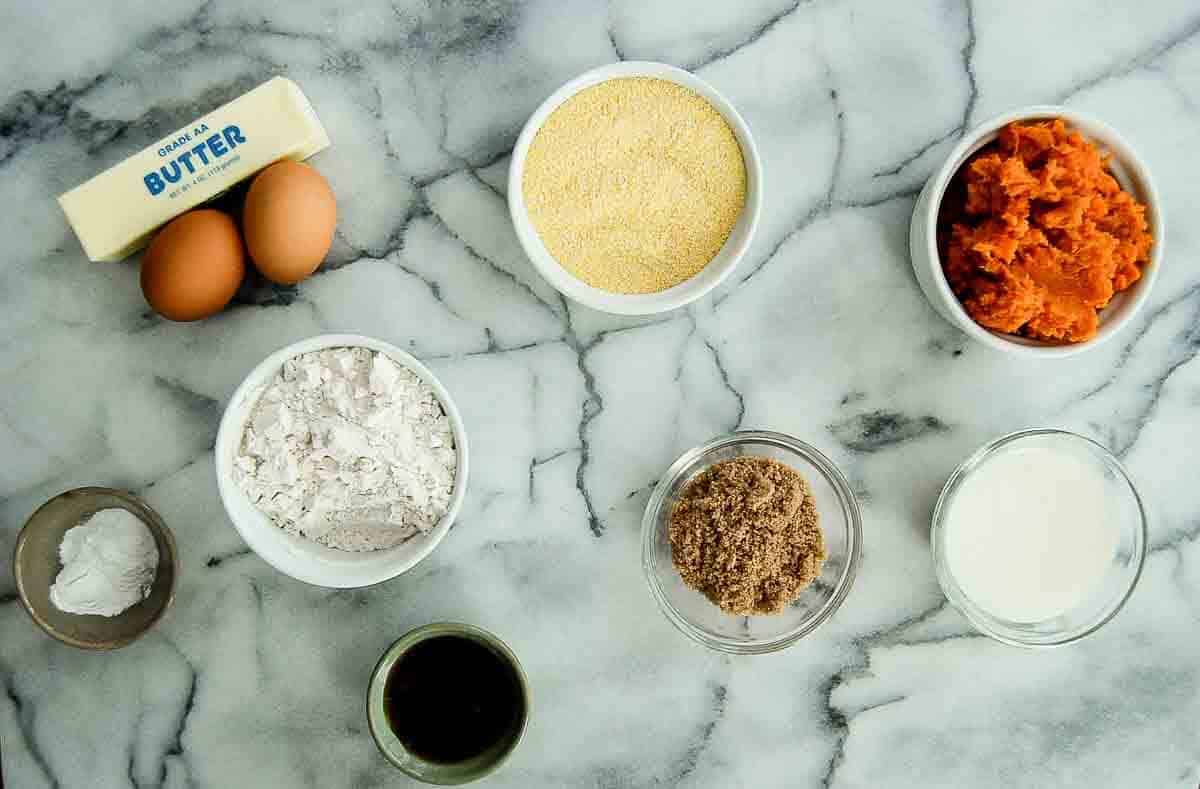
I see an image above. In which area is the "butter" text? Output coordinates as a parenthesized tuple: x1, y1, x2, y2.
(143, 125, 247, 196)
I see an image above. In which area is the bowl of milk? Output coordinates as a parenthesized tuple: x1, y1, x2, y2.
(931, 429, 1146, 647)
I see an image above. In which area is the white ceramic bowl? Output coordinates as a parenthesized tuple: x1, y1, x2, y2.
(215, 334, 469, 588)
(508, 61, 763, 316)
(909, 105, 1164, 358)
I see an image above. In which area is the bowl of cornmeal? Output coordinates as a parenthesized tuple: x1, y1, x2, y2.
(509, 62, 763, 315)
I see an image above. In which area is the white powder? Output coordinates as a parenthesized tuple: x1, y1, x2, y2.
(50, 508, 159, 617)
(234, 347, 457, 552)
(943, 446, 1120, 622)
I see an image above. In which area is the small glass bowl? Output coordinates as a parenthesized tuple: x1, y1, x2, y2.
(642, 431, 862, 654)
(932, 429, 1147, 647)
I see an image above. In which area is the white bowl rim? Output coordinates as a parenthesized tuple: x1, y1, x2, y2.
(641, 430, 863, 654)
(920, 104, 1165, 358)
(214, 333, 469, 589)
(508, 60, 764, 316)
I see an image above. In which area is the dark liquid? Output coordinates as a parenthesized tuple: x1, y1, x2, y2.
(384, 635, 524, 764)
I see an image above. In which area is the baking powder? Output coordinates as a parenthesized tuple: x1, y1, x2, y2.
(50, 508, 159, 617)
(234, 347, 457, 552)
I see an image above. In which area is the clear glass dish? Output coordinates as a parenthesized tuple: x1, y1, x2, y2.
(931, 429, 1147, 647)
(642, 431, 862, 654)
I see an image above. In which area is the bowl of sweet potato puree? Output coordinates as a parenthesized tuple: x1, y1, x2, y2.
(910, 106, 1164, 357)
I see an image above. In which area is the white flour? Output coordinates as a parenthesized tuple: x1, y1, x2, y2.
(50, 508, 159, 617)
(234, 347, 457, 552)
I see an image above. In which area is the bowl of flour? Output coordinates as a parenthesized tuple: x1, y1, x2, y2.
(215, 334, 469, 588)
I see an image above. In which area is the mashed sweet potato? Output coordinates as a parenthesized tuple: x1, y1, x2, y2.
(938, 119, 1153, 343)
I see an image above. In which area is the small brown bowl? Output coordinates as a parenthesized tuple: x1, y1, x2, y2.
(13, 487, 178, 650)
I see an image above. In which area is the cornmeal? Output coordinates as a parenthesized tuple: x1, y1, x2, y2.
(522, 77, 747, 294)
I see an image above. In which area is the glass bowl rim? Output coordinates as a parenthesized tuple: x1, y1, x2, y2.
(931, 428, 1148, 648)
(641, 430, 863, 654)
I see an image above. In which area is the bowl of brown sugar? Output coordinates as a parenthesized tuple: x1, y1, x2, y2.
(642, 431, 862, 654)
(509, 62, 763, 315)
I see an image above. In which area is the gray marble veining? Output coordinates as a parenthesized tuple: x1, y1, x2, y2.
(1, 1, 1199, 787)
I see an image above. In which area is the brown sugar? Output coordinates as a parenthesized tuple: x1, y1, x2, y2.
(938, 119, 1154, 343)
(668, 457, 826, 615)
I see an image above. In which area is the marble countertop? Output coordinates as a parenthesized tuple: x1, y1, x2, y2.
(2, 1, 1199, 787)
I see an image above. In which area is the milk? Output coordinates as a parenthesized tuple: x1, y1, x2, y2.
(943, 446, 1120, 623)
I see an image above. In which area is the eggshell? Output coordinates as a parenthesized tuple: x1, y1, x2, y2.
(141, 210, 245, 322)
(243, 160, 336, 284)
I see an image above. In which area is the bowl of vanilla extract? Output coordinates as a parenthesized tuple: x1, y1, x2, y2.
(367, 623, 529, 785)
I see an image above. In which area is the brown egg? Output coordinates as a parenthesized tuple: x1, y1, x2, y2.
(141, 210, 245, 321)
(243, 160, 337, 284)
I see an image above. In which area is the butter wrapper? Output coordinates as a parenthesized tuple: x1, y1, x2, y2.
(58, 77, 330, 262)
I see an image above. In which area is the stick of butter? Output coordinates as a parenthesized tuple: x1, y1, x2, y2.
(58, 77, 330, 262)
